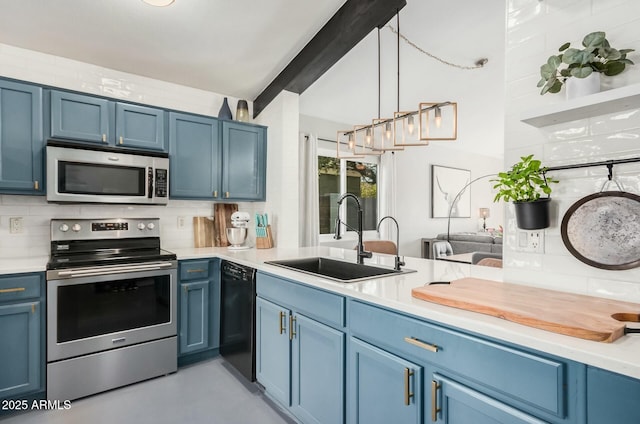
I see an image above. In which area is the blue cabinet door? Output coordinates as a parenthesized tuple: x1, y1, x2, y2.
(587, 367, 640, 424)
(433, 373, 545, 424)
(50, 91, 109, 144)
(256, 297, 290, 407)
(0, 302, 40, 399)
(179, 280, 210, 355)
(349, 337, 423, 424)
(291, 313, 344, 424)
(115, 103, 166, 151)
(221, 121, 266, 201)
(169, 112, 221, 199)
(0, 80, 43, 194)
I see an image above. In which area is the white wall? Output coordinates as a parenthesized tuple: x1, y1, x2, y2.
(504, 0, 640, 302)
(0, 43, 266, 253)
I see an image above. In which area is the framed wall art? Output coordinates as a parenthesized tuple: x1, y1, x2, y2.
(431, 165, 471, 218)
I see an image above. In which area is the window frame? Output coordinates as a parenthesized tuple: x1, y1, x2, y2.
(317, 146, 380, 243)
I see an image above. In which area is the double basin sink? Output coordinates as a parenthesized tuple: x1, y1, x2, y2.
(265, 257, 415, 283)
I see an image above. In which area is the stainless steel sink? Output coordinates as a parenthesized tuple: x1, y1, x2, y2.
(265, 257, 415, 283)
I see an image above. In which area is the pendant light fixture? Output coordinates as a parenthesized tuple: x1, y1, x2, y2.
(142, 0, 175, 6)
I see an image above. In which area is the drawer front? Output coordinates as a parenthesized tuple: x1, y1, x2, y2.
(349, 300, 565, 417)
(0, 273, 41, 302)
(179, 260, 211, 281)
(257, 272, 345, 328)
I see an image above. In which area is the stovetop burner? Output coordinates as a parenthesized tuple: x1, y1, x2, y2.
(48, 218, 175, 270)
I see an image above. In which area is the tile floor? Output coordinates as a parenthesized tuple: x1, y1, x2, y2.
(1, 358, 295, 424)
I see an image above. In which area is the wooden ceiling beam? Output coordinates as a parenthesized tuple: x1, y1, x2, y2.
(253, 0, 407, 118)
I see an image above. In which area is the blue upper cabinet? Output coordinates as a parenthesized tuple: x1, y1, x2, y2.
(50, 91, 109, 144)
(0, 80, 43, 194)
(169, 115, 267, 201)
(50, 90, 166, 151)
(169, 112, 221, 199)
(221, 121, 266, 201)
(115, 103, 165, 151)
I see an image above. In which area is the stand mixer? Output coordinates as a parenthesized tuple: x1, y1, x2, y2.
(226, 211, 251, 250)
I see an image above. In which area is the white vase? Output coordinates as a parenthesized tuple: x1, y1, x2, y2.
(565, 72, 600, 100)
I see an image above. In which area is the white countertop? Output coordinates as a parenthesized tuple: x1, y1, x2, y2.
(6, 246, 640, 380)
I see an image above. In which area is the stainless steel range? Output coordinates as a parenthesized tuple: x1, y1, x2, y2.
(46, 218, 177, 401)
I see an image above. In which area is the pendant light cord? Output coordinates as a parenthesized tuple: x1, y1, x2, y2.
(386, 24, 487, 70)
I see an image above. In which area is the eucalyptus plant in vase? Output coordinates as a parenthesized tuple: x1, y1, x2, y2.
(538, 31, 634, 96)
(492, 155, 558, 230)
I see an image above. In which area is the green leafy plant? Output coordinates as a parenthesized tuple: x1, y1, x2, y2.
(492, 155, 558, 203)
(538, 31, 634, 95)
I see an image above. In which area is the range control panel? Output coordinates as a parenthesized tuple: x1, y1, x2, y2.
(51, 218, 161, 241)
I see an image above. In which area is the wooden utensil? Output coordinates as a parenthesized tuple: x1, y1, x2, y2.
(411, 277, 640, 342)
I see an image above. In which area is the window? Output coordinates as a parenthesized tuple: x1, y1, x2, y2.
(318, 155, 378, 236)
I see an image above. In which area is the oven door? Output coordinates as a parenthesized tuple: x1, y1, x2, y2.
(47, 262, 177, 362)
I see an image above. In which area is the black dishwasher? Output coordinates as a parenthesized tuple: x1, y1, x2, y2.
(220, 260, 257, 382)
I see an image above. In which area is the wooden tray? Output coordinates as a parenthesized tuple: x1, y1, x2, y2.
(411, 278, 640, 342)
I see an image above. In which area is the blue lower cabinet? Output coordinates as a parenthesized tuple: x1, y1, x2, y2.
(587, 366, 640, 424)
(177, 259, 220, 362)
(349, 337, 422, 424)
(256, 297, 291, 407)
(433, 373, 546, 424)
(0, 302, 41, 399)
(291, 314, 344, 424)
(179, 280, 210, 354)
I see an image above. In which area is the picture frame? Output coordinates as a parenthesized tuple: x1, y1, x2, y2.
(431, 165, 471, 218)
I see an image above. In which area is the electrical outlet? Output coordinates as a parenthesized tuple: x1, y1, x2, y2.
(177, 216, 186, 229)
(516, 230, 544, 253)
(9, 217, 24, 234)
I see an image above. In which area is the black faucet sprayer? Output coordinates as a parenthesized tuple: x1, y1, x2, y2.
(334, 193, 372, 265)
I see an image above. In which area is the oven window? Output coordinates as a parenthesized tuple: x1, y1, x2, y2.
(58, 161, 145, 196)
(56, 275, 170, 343)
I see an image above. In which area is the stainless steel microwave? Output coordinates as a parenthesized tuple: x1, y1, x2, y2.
(46, 142, 169, 205)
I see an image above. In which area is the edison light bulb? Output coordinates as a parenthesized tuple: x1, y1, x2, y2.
(348, 133, 355, 149)
(407, 115, 415, 136)
(434, 106, 442, 128)
(384, 122, 392, 140)
(365, 128, 372, 145)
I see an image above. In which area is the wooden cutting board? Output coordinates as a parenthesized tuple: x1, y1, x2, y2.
(193, 217, 214, 248)
(411, 278, 640, 342)
(213, 203, 238, 246)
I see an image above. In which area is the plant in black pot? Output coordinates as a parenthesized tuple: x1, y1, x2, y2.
(492, 155, 559, 230)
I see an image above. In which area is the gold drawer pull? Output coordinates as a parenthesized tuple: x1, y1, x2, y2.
(225, 191, 230, 198)
(0, 287, 26, 294)
(186, 269, 206, 273)
(32, 304, 36, 314)
(119, 136, 124, 145)
(289, 315, 296, 341)
(34, 180, 39, 190)
(102, 134, 107, 143)
(404, 368, 414, 406)
(431, 380, 441, 422)
(404, 336, 438, 352)
(279, 311, 285, 334)
(213, 190, 218, 198)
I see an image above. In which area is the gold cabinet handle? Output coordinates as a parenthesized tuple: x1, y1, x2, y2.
(289, 315, 296, 341)
(102, 134, 107, 143)
(279, 311, 285, 335)
(0, 287, 26, 294)
(213, 190, 218, 198)
(225, 191, 230, 198)
(119, 136, 124, 145)
(431, 380, 441, 422)
(186, 269, 206, 273)
(32, 304, 36, 314)
(34, 180, 39, 190)
(404, 368, 414, 406)
(404, 337, 438, 353)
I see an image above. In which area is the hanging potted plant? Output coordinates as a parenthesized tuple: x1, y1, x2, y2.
(538, 31, 634, 97)
(492, 155, 559, 230)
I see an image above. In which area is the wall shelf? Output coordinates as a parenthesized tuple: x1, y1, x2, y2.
(520, 82, 640, 127)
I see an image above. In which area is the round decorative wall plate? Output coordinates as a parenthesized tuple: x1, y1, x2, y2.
(561, 191, 640, 270)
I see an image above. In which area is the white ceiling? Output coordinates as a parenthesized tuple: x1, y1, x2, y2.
(0, 0, 346, 99)
(0, 0, 506, 157)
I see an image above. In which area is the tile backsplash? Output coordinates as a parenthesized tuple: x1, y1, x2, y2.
(504, 0, 640, 302)
(0, 195, 261, 257)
